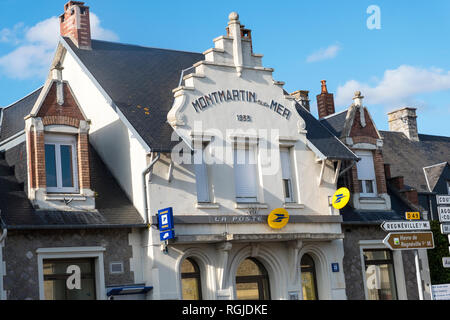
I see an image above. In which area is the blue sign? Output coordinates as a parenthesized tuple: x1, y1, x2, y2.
(331, 263, 339, 273)
(160, 229, 175, 241)
(158, 207, 174, 231)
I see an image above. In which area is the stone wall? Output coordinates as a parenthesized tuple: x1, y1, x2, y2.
(343, 225, 419, 300)
(2, 228, 135, 300)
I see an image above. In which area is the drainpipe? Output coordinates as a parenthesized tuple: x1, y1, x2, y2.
(338, 160, 357, 178)
(142, 152, 160, 227)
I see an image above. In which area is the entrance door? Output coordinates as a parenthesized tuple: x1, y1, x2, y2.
(301, 254, 318, 300)
(235, 258, 270, 300)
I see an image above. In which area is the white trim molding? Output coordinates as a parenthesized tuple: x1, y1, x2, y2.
(358, 240, 407, 300)
(36, 246, 106, 300)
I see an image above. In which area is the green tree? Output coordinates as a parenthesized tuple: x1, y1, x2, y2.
(429, 220, 450, 284)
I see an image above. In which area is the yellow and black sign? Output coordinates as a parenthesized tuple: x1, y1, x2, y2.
(267, 208, 289, 229)
(332, 187, 350, 210)
(406, 212, 420, 220)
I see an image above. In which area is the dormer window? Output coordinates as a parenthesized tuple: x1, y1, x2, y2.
(44, 134, 79, 193)
(356, 150, 377, 197)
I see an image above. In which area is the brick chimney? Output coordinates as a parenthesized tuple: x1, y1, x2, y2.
(316, 80, 335, 118)
(59, 1, 91, 50)
(291, 90, 310, 112)
(387, 107, 419, 141)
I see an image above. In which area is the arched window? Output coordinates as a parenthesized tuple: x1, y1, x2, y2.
(235, 258, 270, 300)
(301, 254, 318, 300)
(180, 258, 202, 300)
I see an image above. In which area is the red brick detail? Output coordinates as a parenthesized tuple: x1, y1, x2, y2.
(350, 164, 361, 194)
(60, 2, 91, 49)
(352, 136, 378, 145)
(373, 149, 387, 194)
(316, 92, 335, 119)
(42, 116, 80, 128)
(389, 176, 404, 190)
(349, 108, 379, 139)
(77, 133, 90, 190)
(27, 131, 36, 189)
(37, 82, 85, 122)
(401, 189, 419, 205)
(34, 131, 46, 189)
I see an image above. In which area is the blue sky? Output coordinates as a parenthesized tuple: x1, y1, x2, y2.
(1, 0, 449, 136)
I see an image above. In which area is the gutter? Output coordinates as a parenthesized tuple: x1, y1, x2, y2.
(142, 152, 161, 227)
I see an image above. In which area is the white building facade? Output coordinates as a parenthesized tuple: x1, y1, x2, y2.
(5, 2, 361, 300)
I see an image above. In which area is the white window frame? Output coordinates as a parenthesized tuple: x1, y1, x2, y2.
(36, 247, 106, 300)
(44, 134, 79, 194)
(280, 147, 294, 203)
(233, 145, 259, 203)
(356, 150, 377, 197)
(358, 240, 407, 300)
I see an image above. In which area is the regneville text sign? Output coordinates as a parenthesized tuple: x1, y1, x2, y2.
(383, 232, 435, 250)
(191, 89, 292, 120)
(381, 221, 430, 232)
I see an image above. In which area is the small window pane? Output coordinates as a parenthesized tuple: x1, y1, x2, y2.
(182, 278, 201, 300)
(363, 249, 397, 300)
(181, 259, 196, 273)
(237, 258, 262, 276)
(45, 144, 57, 188)
(60, 145, 74, 188)
(236, 282, 259, 300)
(365, 180, 374, 193)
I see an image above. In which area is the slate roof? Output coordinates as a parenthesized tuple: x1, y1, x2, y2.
(319, 110, 348, 138)
(0, 142, 145, 230)
(0, 87, 42, 142)
(424, 162, 449, 192)
(381, 131, 450, 193)
(341, 183, 417, 224)
(295, 104, 357, 161)
(63, 37, 204, 152)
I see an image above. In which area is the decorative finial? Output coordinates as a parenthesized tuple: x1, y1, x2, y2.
(353, 91, 363, 99)
(320, 80, 328, 94)
(229, 12, 239, 21)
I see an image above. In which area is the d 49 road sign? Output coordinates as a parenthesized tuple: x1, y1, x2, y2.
(383, 232, 434, 250)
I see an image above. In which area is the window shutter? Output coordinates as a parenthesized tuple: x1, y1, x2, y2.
(194, 150, 210, 203)
(234, 148, 258, 201)
(356, 151, 375, 180)
(280, 148, 291, 179)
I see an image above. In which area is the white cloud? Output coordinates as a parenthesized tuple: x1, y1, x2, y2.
(335, 65, 450, 109)
(306, 44, 341, 63)
(0, 13, 118, 80)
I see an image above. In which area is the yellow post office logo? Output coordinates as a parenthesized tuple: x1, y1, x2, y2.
(332, 187, 350, 210)
(268, 208, 289, 229)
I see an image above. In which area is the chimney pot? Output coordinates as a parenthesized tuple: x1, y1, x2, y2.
(60, 1, 91, 50)
(316, 80, 335, 118)
(291, 90, 310, 112)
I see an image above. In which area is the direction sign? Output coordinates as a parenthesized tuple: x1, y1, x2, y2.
(405, 212, 420, 220)
(437, 195, 450, 205)
(439, 210, 450, 223)
(381, 221, 430, 232)
(441, 224, 450, 234)
(443, 257, 450, 268)
(383, 232, 435, 250)
(439, 206, 450, 215)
